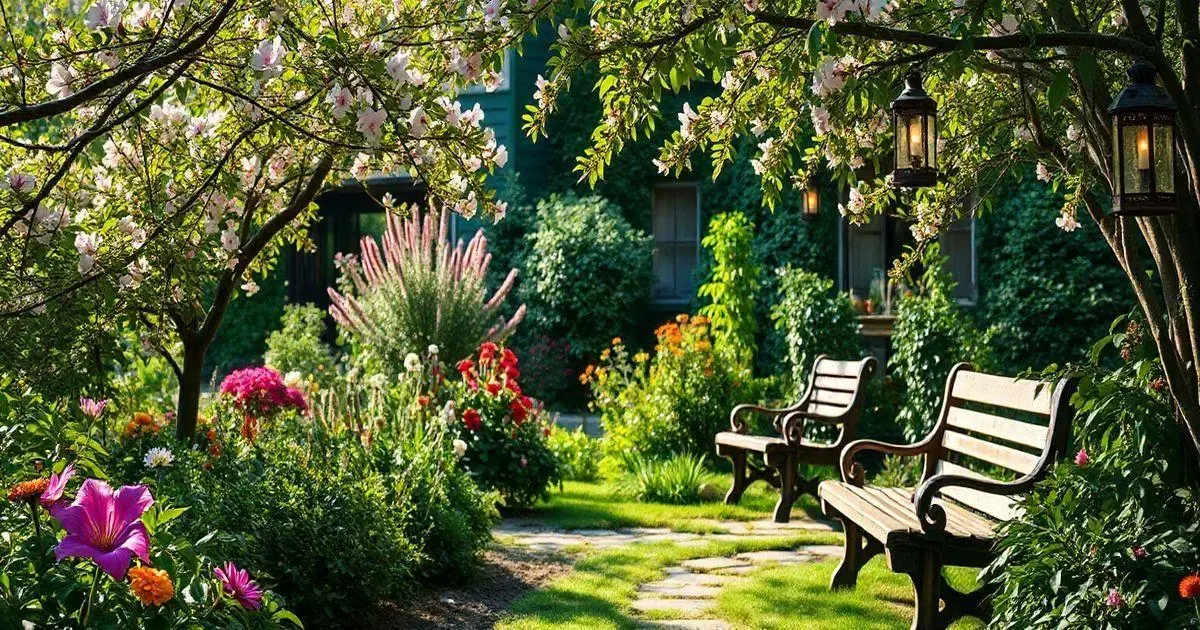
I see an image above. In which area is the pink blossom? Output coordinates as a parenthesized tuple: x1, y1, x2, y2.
(84, 0, 125, 31)
(1132, 546, 1147, 559)
(356, 107, 387, 144)
(1105, 588, 1123, 607)
(214, 562, 264, 611)
(1074, 448, 1089, 466)
(79, 397, 108, 420)
(219, 366, 308, 416)
(249, 36, 286, 77)
(3, 170, 36, 194)
(52, 479, 152, 580)
(41, 463, 75, 510)
(327, 85, 354, 119)
(386, 50, 412, 84)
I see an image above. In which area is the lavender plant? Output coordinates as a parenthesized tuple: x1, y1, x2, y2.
(328, 204, 524, 372)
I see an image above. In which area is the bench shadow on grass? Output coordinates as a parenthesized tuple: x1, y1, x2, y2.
(713, 558, 986, 630)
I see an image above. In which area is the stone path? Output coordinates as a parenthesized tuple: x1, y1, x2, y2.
(494, 518, 843, 629)
(632, 545, 843, 629)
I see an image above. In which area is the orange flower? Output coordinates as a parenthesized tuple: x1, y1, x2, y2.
(1179, 573, 1200, 599)
(7, 478, 49, 503)
(611, 337, 622, 345)
(128, 566, 174, 606)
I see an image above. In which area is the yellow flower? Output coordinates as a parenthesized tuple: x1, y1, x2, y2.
(600, 349, 611, 361)
(634, 352, 649, 363)
(128, 566, 174, 607)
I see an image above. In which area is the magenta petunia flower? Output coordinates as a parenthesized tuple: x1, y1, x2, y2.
(214, 561, 264, 611)
(40, 462, 74, 510)
(52, 479, 153, 580)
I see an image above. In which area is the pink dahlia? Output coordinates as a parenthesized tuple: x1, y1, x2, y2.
(52, 479, 152, 580)
(219, 366, 307, 415)
(214, 562, 264, 611)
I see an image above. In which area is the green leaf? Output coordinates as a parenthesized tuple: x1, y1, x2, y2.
(806, 22, 825, 57)
(1074, 51, 1096, 89)
(1046, 70, 1070, 111)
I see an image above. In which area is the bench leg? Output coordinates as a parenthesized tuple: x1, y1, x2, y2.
(723, 449, 749, 505)
(830, 519, 882, 589)
(938, 574, 993, 627)
(770, 452, 798, 523)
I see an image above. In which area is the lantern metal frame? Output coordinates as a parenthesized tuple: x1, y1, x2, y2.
(1108, 60, 1178, 216)
(890, 70, 938, 188)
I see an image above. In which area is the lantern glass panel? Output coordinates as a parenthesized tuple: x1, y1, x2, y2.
(1155, 122, 1174, 193)
(896, 113, 926, 169)
(927, 113, 937, 169)
(804, 187, 819, 215)
(1122, 123, 1151, 194)
(1112, 120, 1121, 193)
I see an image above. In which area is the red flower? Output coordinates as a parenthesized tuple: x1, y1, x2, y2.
(1180, 573, 1200, 599)
(456, 359, 474, 374)
(463, 408, 482, 432)
(505, 379, 522, 395)
(485, 381, 503, 396)
(417, 396, 430, 407)
(501, 348, 518, 368)
(505, 365, 520, 382)
(510, 399, 527, 424)
(479, 342, 499, 363)
(519, 395, 532, 410)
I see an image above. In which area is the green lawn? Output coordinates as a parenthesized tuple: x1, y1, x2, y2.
(497, 534, 841, 630)
(516, 479, 824, 532)
(713, 558, 986, 630)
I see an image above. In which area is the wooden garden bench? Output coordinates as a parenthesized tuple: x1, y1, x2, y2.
(715, 355, 877, 523)
(819, 364, 1078, 630)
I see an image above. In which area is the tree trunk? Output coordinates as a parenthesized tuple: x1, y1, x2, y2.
(174, 341, 208, 442)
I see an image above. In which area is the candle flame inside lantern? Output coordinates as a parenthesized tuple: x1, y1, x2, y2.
(1136, 126, 1150, 170)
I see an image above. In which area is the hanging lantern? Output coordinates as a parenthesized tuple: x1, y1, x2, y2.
(890, 70, 937, 188)
(1108, 60, 1177, 216)
(803, 182, 820, 220)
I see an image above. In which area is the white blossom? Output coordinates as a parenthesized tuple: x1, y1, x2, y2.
(1036, 162, 1051, 182)
(327, 84, 354, 119)
(45, 63, 77, 98)
(143, 447, 174, 469)
(249, 36, 286, 78)
(75, 232, 101, 274)
(1056, 212, 1080, 232)
(84, 0, 125, 31)
(453, 438, 468, 457)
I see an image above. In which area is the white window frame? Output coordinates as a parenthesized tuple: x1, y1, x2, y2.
(649, 182, 702, 306)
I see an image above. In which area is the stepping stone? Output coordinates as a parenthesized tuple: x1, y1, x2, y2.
(638, 583, 723, 598)
(747, 518, 838, 532)
(680, 557, 752, 572)
(710, 564, 758, 575)
(657, 571, 742, 586)
(796, 544, 844, 558)
(631, 597, 714, 614)
(734, 550, 812, 564)
(641, 620, 731, 629)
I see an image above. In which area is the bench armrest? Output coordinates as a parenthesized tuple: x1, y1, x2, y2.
(912, 472, 1036, 534)
(839, 438, 937, 485)
(729, 403, 801, 434)
(779, 409, 847, 446)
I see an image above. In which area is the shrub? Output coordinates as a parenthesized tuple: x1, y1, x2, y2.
(770, 267, 863, 387)
(547, 424, 603, 482)
(698, 211, 762, 368)
(514, 334, 577, 409)
(328, 204, 524, 372)
(618, 453, 716, 504)
(890, 244, 995, 440)
(452, 343, 561, 508)
(987, 317, 1199, 628)
(519, 194, 654, 362)
(263, 304, 336, 385)
(585, 315, 748, 466)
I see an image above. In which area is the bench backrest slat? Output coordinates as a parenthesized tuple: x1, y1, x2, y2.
(813, 375, 860, 393)
(921, 364, 1076, 522)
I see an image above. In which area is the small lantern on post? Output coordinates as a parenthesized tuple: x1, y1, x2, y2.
(891, 70, 937, 188)
(1108, 60, 1177, 216)
(803, 181, 820, 220)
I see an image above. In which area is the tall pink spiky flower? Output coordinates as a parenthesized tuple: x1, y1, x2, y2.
(328, 202, 523, 365)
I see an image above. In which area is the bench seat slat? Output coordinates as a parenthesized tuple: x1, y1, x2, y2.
(950, 372, 1055, 416)
(942, 430, 1040, 476)
(819, 481, 997, 544)
(935, 462, 1019, 522)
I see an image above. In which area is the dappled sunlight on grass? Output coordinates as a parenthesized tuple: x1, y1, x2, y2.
(714, 558, 985, 630)
(497, 535, 837, 630)
(518, 480, 824, 531)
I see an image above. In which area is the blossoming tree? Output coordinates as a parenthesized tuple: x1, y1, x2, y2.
(0, 0, 548, 438)
(527, 0, 1200, 459)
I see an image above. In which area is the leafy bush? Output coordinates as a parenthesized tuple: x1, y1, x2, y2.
(987, 318, 1199, 628)
(770, 267, 863, 386)
(547, 424, 603, 482)
(519, 194, 654, 363)
(977, 171, 1134, 373)
(618, 453, 716, 504)
(698, 211, 762, 368)
(514, 334, 577, 409)
(328, 205, 524, 372)
(585, 315, 748, 466)
(890, 244, 995, 440)
(263, 304, 336, 386)
(452, 343, 561, 508)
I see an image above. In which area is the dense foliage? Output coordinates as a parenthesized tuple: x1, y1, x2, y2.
(770, 268, 863, 388)
(698, 211, 761, 368)
(988, 319, 1200, 628)
(519, 194, 654, 362)
(976, 172, 1135, 373)
(452, 343, 561, 508)
(263, 304, 336, 387)
(547, 425, 603, 482)
(890, 245, 995, 440)
(584, 315, 750, 466)
(618, 453, 716, 505)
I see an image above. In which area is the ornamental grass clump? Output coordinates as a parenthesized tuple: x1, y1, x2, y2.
(328, 203, 524, 372)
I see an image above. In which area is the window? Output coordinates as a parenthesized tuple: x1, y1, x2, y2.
(839, 211, 976, 305)
(651, 184, 700, 304)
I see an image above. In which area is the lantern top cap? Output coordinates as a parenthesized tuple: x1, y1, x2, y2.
(891, 70, 936, 111)
(1109, 60, 1176, 114)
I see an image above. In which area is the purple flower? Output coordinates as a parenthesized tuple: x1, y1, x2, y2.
(52, 479, 152, 580)
(40, 462, 74, 510)
(214, 562, 264, 611)
(1105, 587, 1123, 608)
(79, 397, 108, 420)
